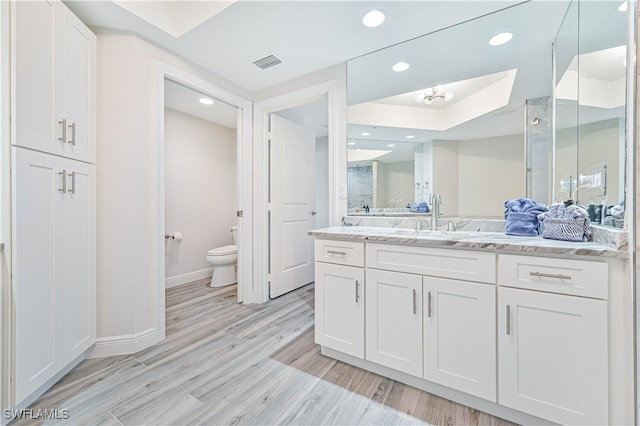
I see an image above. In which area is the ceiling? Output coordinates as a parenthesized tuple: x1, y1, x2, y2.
(64, 0, 527, 93)
(164, 79, 238, 128)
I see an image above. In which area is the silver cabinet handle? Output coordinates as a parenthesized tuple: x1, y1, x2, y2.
(327, 250, 346, 256)
(58, 169, 67, 193)
(68, 171, 76, 194)
(427, 291, 432, 318)
(506, 304, 511, 335)
(412, 289, 417, 315)
(58, 119, 67, 143)
(355, 280, 359, 303)
(311, 211, 317, 216)
(68, 122, 76, 146)
(529, 271, 572, 280)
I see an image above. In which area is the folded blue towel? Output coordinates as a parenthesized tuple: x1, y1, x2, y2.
(505, 212, 540, 237)
(504, 198, 548, 219)
(418, 202, 429, 213)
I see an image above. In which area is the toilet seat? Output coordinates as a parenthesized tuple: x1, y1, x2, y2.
(207, 245, 237, 256)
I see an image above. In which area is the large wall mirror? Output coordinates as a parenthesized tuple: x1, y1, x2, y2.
(346, 0, 630, 228)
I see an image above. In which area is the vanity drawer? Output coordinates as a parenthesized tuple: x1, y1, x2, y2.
(366, 243, 495, 284)
(315, 239, 364, 267)
(498, 254, 608, 299)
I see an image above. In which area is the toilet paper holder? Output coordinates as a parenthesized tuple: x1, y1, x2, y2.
(165, 232, 182, 240)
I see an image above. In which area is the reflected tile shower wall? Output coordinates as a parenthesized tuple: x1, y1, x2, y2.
(348, 165, 373, 209)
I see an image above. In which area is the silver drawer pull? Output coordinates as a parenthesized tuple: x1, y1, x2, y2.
(529, 271, 572, 280)
(506, 304, 511, 335)
(412, 289, 417, 315)
(355, 280, 359, 303)
(327, 250, 347, 256)
(427, 291, 432, 318)
(58, 119, 67, 143)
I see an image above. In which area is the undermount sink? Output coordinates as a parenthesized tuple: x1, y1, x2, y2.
(391, 229, 475, 238)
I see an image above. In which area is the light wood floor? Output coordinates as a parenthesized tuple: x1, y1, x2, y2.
(14, 280, 517, 425)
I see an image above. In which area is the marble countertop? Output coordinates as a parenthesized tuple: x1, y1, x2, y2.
(308, 226, 628, 258)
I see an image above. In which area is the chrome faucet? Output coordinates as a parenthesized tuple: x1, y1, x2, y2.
(430, 193, 442, 230)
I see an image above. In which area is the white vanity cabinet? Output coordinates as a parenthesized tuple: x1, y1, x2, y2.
(13, 0, 96, 163)
(423, 277, 496, 402)
(365, 269, 423, 377)
(497, 254, 609, 425)
(314, 240, 365, 358)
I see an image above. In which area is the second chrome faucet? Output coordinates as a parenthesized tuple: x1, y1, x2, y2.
(429, 194, 442, 230)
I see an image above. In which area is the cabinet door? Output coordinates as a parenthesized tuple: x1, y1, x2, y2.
(13, 0, 65, 156)
(424, 278, 496, 401)
(61, 159, 96, 362)
(365, 269, 422, 376)
(315, 262, 364, 358)
(62, 8, 96, 163)
(12, 147, 65, 404)
(498, 287, 608, 425)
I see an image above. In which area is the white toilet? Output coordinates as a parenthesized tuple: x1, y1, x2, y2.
(206, 226, 238, 287)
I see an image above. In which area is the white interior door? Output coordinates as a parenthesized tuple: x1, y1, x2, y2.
(269, 114, 316, 298)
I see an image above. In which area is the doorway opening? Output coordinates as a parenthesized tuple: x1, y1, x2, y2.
(267, 97, 329, 299)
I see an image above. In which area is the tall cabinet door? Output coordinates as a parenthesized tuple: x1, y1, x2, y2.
(61, 159, 96, 362)
(62, 8, 96, 163)
(315, 262, 364, 358)
(423, 278, 496, 401)
(13, 0, 65, 155)
(12, 147, 65, 403)
(365, 269, 422, 376)
(498, 287, 608, 425)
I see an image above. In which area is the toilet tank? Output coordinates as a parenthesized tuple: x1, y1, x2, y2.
(231, 225, 238, 244)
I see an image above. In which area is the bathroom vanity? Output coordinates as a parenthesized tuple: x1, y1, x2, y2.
(309, 226, 632, 425)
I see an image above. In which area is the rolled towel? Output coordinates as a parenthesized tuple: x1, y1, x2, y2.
(505, 212, 540, 237)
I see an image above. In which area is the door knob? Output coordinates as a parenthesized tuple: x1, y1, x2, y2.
(311, 211, 317, 216)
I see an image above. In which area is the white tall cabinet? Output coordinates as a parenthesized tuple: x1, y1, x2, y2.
(10, 0, 96, 406)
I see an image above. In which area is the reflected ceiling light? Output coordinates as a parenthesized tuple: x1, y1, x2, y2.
(387, 144, 395, 147)
(414, 85, 454, 104)
(362, 9, 385, 27)
(406, 135, 415, 139)
(199, 97, 214, 105)
(361, 132, 370, 136)
(392, 62, 410, 72)
(618, 2, 627, 12)
(489, 32, 513, 46)
(348, 141, 356, 145)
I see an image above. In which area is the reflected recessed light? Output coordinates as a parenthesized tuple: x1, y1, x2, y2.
(361, 132, 370, 136)
(348, 141, 356, 145)
(406, 135, 415, 139)
(489, 32, 513, 46)
(362, 9, 385, 28)
(199, 98, 214, 105)
(618, 2, 627, 12)
(387, 144, 395, 147)
(392, 62, 410, 72)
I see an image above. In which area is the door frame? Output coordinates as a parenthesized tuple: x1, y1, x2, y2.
(154, 61, 253, 325)
(253, 80, 346, 303)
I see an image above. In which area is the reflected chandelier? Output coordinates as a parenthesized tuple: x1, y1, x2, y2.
(414, 85, 454, 104)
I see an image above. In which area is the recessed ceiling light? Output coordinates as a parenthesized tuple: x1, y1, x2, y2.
(489, 32, 513, 46)
(392, 62, 410, 72)
(348, 141, 356, 145)
(361, 132, 370, 136)
(618, 2, 627, 12)
(199, 98, 214, 105)
(362, 9, 385, 28)
(406, 135, 415, 139)
(387, 144, 395, 147)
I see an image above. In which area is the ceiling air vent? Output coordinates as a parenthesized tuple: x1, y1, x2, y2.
(253, 54, 282, 70)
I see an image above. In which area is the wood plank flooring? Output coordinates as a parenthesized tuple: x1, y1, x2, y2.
(13, 280, 517, 425)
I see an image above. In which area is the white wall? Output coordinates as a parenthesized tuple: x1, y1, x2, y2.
(458, 133, 525, 217)
(95, 32, 248, 353)
(315, 136, 329, 228)
(164, 108, 236, 287)
(378, 161, 414, 208)
(432, 141, 459, 217)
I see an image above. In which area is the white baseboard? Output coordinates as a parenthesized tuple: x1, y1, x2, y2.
(87, 327, 161, 358)
(165, 268, 213, 288)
